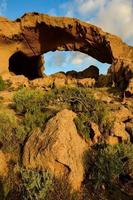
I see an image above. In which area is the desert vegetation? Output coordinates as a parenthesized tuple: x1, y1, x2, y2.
(0, 6, 132, 199)
(0, 76, 5, 91)
(0, 79, 132, 200)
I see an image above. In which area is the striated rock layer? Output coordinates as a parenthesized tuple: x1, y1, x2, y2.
(0, 12, 133, 90)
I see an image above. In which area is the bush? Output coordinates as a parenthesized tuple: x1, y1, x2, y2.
(90, 102, 115, 134)
(23, 111, 53, 134)
(13, 87, 45, 114)
(16, 111, 54, 143)
(4, 168, 80, 200)
(13, 88, 55, 142)
(87, 143, 133, 191)
(74, 113, 90, 140)
(0, 76, 5, 91)
(13, 87, 114, 143)
(45, 176, 80, 200)
(54, 87, 114, 136)
(20, 169, 53, 200)
(53, 87, 114, 134)
(0, 107, 19, 152)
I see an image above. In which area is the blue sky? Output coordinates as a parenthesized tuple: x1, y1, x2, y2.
(0, 0, 133, 75)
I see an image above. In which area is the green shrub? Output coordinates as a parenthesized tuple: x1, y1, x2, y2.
(43, 87, 115, 136)
(87, 143, 133, 191)
(0, 107, 19, 152)
(15, 111, 54, 143)
(13, 87, 114, 142)
(23, 111, 53, 133)
(90, 102, 115, 134)
(20, 169, 53, 200)
(54, 87, 114, 133)
(45, 176, 80, 200)
(15, 125, 27, 144)
(13, 87, 45, 114)
(74, 113, 90, 140)
(0, 76, 5, 91)
(53, 87, 114, 136)
(13, 88, 55, 142)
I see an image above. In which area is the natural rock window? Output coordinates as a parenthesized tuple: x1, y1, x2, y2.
(44, 51, 110, 76)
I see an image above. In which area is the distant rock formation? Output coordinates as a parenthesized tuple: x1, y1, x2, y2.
(66, 65, 99, 79)
(0, 12, 133, 91)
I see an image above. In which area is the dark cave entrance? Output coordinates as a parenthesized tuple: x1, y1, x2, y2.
(9, 51, 43, 80)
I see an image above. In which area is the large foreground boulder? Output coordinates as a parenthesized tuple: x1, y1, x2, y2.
(23, 109, 88, 190)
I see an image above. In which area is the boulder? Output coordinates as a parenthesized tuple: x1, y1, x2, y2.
(89, 122, 101, 143)
(31, 76, 53, 88)
(111, 122, 129, 141)
(108, 59, 133, 91)
(126, 78, 133, 96)
(113, 106, 133, 122)
(66, 78, 77, 87)
(77, 78, 95, 88)
(93, 90, 112, 103)
(53, 77, 66, 88)
(125, 120, 133, 143)
(51, 72, 66, 79)
(3, 74, 29, 90)
(106, 136, 119, 145)
(23, 109, 88, 190)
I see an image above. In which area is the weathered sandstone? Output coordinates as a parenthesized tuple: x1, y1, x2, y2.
(0, 12, 132, 90)
(23, 109, 88, 190)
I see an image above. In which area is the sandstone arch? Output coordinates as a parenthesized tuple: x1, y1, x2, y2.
(0, 12, 133, 90)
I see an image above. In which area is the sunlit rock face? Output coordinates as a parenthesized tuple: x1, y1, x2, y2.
(0, 12, 132, 88)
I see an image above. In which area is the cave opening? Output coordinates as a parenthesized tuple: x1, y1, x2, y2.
(9, 51, 43, 80)
(8, 51, 110, 80)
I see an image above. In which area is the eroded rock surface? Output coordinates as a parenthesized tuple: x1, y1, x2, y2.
(0, 150, 8, 177)
(23, 109, 88, 190)
(0, 12, 133, 89)
(126, 78, 133, 96)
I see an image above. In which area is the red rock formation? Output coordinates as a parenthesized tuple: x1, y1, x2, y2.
(0, 12, 133, 89)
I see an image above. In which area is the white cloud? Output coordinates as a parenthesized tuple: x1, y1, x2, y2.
(67, 52, 88, 65)
(76, 0, 106, 16)
(65, 52, 98, 67)
(50, 52, 66, 66)
(93, 0, 133, 43)
(47, 8, 57, 16)
(0, 0, 7, 15)
(62, 0, 133, 45)
(46, 0, 133, 74)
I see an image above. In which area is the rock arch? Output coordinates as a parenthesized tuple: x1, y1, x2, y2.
(0, 12, 133, 90)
